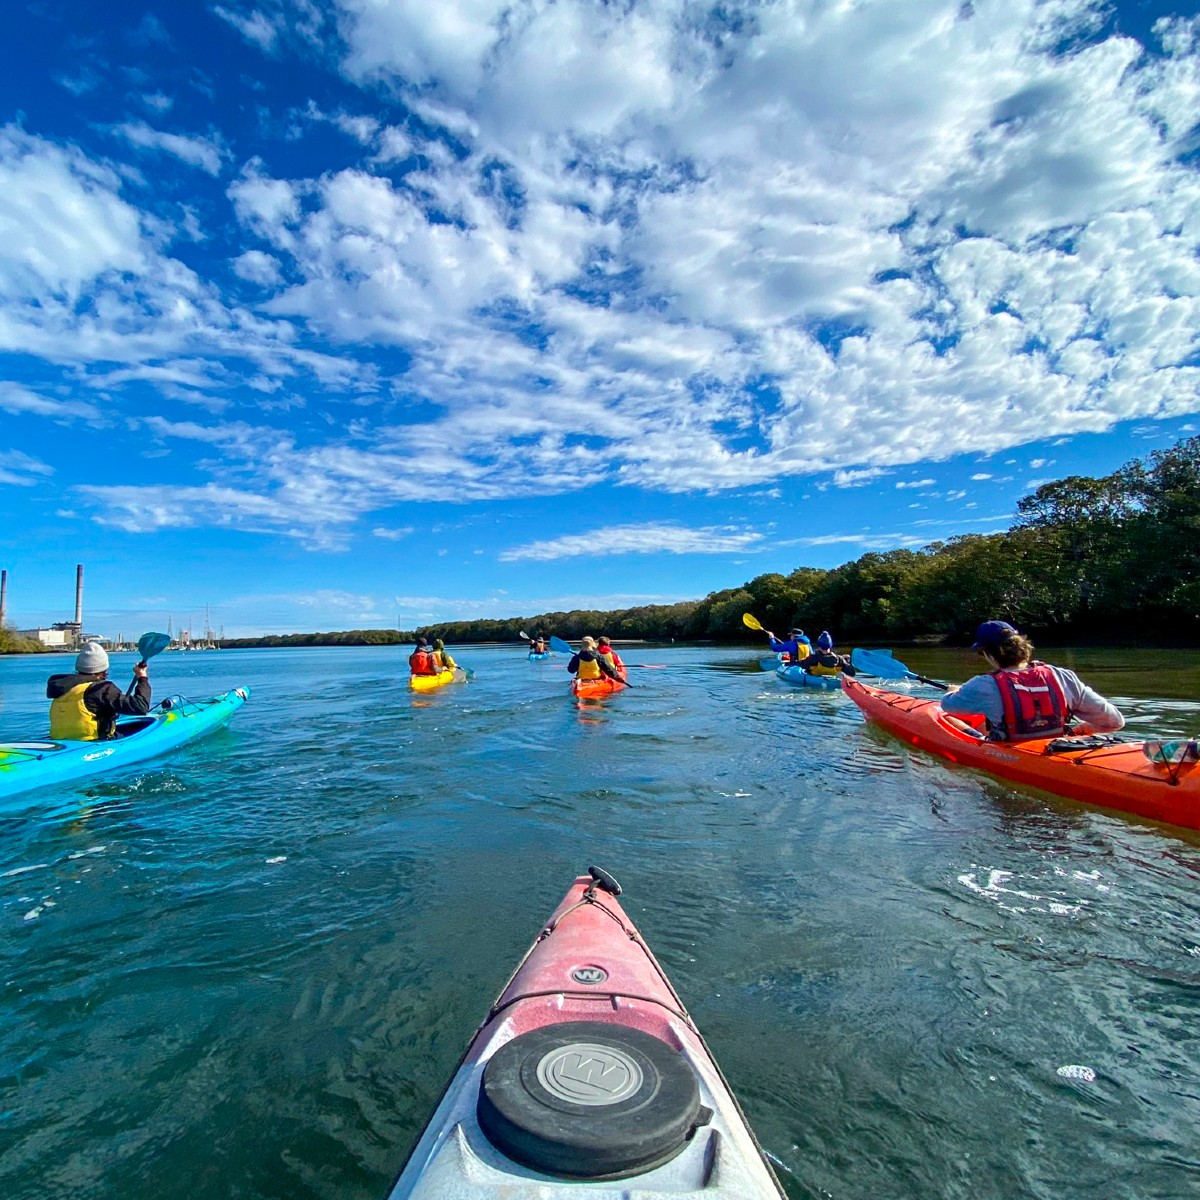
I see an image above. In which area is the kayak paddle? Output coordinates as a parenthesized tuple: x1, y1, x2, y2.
(759, 655, 781, 670)
(136, 631, 171, 668)
(742, 612, 765, 632)
(851, 648, 950, 691)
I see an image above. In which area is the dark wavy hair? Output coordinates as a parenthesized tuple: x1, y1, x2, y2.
(984, 632, 1036, 668)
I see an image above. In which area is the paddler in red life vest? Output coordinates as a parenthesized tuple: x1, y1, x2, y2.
(794, 631, 855, 676)
(567, 636, 623, 684)
(764, 627, 811, 664)
(940, 620, 1124, 740)
(408, 636, 441, 676)
(46, 641, 152, 741)
(595, 636, 625, 675)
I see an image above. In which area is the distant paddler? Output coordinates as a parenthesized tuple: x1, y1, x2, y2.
(409, 637, 442, 678)
(793, 631, 855, 677)
(567, 636, 624, 685)
(46, 641, 151, 741)
(764, 626, 812, 665)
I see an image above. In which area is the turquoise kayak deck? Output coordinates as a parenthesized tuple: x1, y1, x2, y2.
(775, 666, 843, 690)
(0, 687, 250, 802)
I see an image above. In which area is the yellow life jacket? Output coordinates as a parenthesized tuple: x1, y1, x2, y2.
(808, 662, 841, 676)
(435, 650, 456, 669)
(577, 656, 602, 680)
(599, 650, 616, 670)
(49, 683, 101, 740)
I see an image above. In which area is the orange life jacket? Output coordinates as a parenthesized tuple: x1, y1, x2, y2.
(992, 663, 1069, 740)
(409, 649, 439, 676)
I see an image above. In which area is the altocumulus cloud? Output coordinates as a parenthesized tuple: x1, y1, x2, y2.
(501, 524, 764, 562)
(3, 1, 1200, 543)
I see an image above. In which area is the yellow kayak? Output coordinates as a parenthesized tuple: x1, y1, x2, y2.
(409, 669, 458, 692)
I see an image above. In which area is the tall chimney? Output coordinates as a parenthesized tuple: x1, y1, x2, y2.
(0, 569, 7, 627)
(74, 563, 84, 627)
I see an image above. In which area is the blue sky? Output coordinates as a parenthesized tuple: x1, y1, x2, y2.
(1, 0, 1198, 638)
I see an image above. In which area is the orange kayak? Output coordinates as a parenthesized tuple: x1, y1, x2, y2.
(571, 671, 628, 699)
(843, 676, 1200, 832)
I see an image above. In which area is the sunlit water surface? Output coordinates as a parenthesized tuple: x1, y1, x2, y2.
(0, 644, 1197, 1199)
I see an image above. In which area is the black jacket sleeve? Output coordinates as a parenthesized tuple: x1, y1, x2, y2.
(88, 678, 152, 720)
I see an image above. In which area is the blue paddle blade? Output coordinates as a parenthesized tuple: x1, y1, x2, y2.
(851, 647, 951, 691)
(759, 655, 781, 671)
(851, 648, 910, 679)
(549, 635, 575, 655)
(137, 632, 172, 661)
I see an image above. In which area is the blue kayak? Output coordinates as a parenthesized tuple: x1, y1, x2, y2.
(528, 651, 554, 660)
(775, 665, 842, 690)
(0, 687, 250, 802)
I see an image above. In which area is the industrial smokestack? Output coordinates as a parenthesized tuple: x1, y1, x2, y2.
(74, 564, 83, 627)
(0, 569, 7, 627)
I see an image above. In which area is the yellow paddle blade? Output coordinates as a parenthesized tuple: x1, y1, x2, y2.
(742, 613, 764, 632)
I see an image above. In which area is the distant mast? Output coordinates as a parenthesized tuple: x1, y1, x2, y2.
(74, 564, 83, 628)
(0, 569, 7, 627)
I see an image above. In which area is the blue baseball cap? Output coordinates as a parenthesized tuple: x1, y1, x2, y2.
(971, 620, 1017, 649)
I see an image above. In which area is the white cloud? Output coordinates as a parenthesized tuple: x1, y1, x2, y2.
(112, 122, 225, 175)
(372, 525, 414, 540)
(971, 472, 994, 480)
(500, 523, 764, 562)
(831, 467, 891, 489)
(141, 92, 174, 114)
(0, 382, 100, 423)
(896, 478, 936, 489)
(6, 2, 1200, 547)
(212, 6, 280, 52)
(231, 249, 282, 286)
(0, 449, 53, 487)
(0, 128, 146, 303)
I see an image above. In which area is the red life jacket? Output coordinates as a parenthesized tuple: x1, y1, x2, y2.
(409, 649, 440, 675)
(992, 663, 1069, 740)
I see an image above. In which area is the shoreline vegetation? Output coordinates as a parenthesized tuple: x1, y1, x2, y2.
(4, 436, 1197, 655)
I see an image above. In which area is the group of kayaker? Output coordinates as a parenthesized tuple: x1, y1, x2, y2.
(42, 615, 1125, 752)
(764, 627, 856, 677)
(566, 636, 626, 684)
(406, 631, 630, 694)
(762, 616, 1125, 742)
(408, 636, 457, 676)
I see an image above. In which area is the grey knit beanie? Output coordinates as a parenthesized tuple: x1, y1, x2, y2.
(75, 642, 109, 674)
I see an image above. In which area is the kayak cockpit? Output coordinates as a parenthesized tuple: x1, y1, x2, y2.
(114, 717, 158, 739)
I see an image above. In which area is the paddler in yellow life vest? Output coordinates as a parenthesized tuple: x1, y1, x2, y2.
(431, 638, 457, 670)
(596, 636, 626, 676)
(567, 636, 623, 684)
(46, 641, 152, 740)
(794, 631, 855, 677)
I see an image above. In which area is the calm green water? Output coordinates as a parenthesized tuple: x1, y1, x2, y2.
(0, 644, 1198, 1200)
